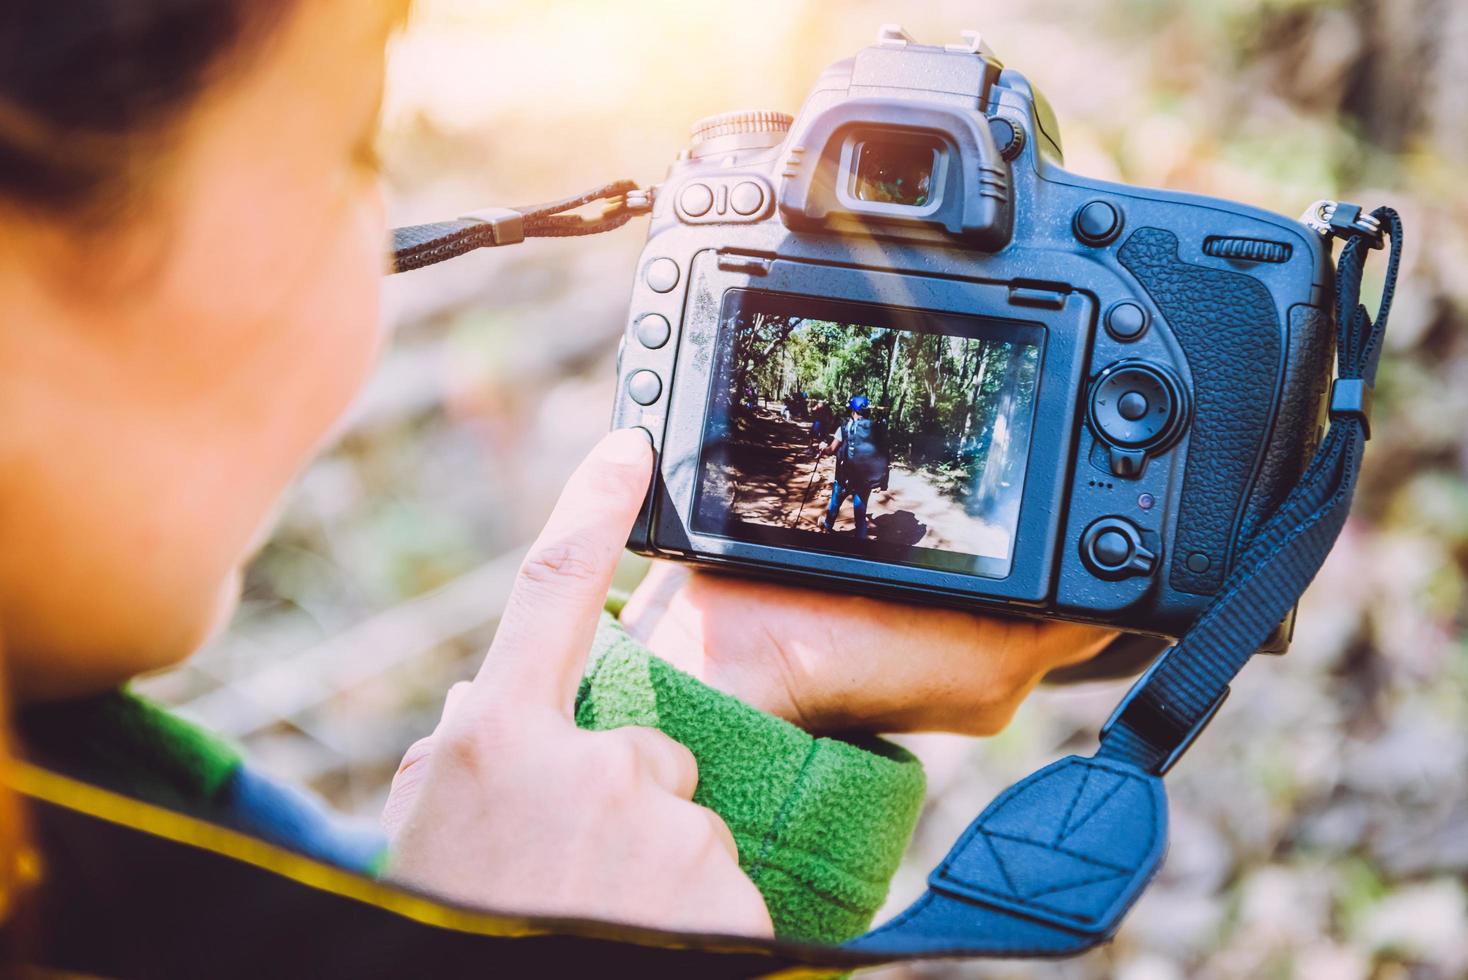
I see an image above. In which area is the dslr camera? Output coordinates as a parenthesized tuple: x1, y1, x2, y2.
(612, 26, 1335, 652)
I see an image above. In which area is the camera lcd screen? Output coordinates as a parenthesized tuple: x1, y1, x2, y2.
(853, 139, 937, 207)
(692, 290, 1044, 578)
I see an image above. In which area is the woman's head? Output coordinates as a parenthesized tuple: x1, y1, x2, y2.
(0, 0, 404, 700)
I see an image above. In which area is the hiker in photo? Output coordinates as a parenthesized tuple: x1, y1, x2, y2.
(808, 398, 836, 449)
(781, 390, 806, 421)
(818, 395, 891, 540)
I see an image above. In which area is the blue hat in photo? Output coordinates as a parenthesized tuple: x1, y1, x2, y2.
(848, 395, 870, 413)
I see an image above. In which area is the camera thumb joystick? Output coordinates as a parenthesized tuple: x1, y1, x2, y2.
(1088, 360, 1189, 479)
(1081, 517, 1157, 579)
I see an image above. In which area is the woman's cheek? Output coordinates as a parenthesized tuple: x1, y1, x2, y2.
(211, 183, 386, 593)
(289, 187, 388, 452)
(204, 567, 245, 646)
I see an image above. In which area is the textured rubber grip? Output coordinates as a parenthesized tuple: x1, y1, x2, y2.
(1118, 228, 1282, 595)
(1238, 304, 1333, 543)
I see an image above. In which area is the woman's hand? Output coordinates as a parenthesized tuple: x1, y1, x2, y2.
(381, 430, 772, 938)
(621, 563, 1116, 737)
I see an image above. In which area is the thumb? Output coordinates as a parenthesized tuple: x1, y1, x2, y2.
(381, 681, 472, 840)
(468, 428, 652, 714)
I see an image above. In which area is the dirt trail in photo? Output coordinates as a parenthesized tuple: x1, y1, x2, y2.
(722, 406, 1010, 557)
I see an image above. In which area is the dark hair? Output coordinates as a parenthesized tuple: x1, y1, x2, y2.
(0, 0, 297, 215)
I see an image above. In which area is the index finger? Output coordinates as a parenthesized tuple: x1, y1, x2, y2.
(471, 428, 653, 712)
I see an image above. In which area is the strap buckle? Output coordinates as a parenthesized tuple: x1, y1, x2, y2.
(617, 185, 656, 215)
(1329, 377, 1374, 439)
(457, 206, 526, 246)
(1300, 199, 1385, 249)
(1099, 653, 1230, 776)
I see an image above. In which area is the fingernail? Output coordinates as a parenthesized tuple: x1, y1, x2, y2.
(599, 427, 653, 464)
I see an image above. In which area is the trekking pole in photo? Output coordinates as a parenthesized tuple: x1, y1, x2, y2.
(792, 453, 824, 529)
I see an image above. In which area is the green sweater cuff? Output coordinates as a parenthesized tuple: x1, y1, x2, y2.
(575, 612, 925, 945)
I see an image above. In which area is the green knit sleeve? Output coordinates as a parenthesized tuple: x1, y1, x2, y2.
(575, 612, 925, 945)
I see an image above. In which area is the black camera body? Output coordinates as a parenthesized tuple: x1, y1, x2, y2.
(612, 27, 1335, 648)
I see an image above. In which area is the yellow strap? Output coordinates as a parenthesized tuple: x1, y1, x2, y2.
(3, 759, 785, 960)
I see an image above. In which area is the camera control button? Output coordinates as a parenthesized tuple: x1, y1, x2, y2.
(644, 258, 680, 293)
(636, 314, 671, 350)
(1118, 390, 1149, 421)
(1093, 530, 1132, 567)
(1074, 200, 1123, 246)
(1081, 518, 1157, 579)
(1107, 448, 1148, 478)
(1105, 301, 1149, 341)
(988, 116, 1025, 161)
(1089, 361, 1188, 478)
(679, 183, 714, 217)
(627, 370, 663, 406)
(730, 181, 766, 216)
(1090, 361, 1186, 446)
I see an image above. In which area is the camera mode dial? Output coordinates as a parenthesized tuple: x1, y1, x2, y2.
(1088, 360, 1188, 478)
(690, 110, 793, 158)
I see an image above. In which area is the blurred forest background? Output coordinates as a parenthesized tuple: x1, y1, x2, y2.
(137, 1, 1468, 977)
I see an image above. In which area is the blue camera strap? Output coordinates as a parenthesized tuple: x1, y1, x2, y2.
(847, 206, 1403, 958)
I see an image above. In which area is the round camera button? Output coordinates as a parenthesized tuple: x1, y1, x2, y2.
(627, 370, 663, 406)
(1105, 301, 1148, 341)
(730, 181, 765, 216)
(1089, 361, 1186, 453)
(1118, 391, 1149, 421)
(636, 314, 671, 350)
(988, 117, 1024, 161)
(1074, 200, 1122, 246)
(1080, 517, 1157, 579)
(679, 183, 714, 217)
(644, 258, 680, 293)
(1092, 530, 1132, 568)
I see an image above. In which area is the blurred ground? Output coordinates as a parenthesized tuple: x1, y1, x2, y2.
(136, 1, 1468, 976)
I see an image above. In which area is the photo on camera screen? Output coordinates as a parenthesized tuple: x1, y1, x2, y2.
(693, 290, 1044, 578)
